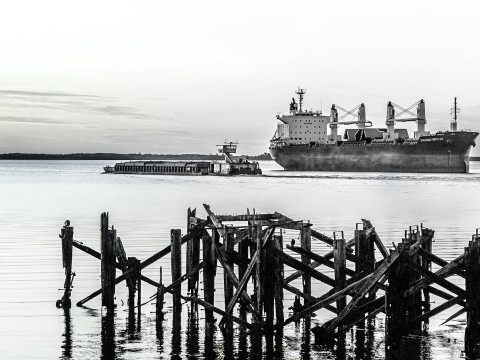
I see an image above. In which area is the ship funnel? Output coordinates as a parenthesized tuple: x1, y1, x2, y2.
(416, 99, 426, 133)
(357, 103, 366, 129)
(386, 102, 395, 140)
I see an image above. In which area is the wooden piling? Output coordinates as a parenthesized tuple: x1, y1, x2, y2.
(203, 234, 216, 323)
(273, 234, 284, 326)
(334, 232, 346, 315)
(238, 232, 249, 322)
(385, 243, 409, 350)
(224, 227, 234, 322)
(171, 229, 182, 316)
(264, 233, 276, 332)
(421, 228, 432, 330)
(406, 230, 422, 334)
(187, 208, 200, 296)
(156, 267, 164, 326)
(59, 222, 74, 309)
(100, 213, 116, 313)
(255, 224, 264, 326)
(301, 224, 312, 301)
(465, 238, 480, 358)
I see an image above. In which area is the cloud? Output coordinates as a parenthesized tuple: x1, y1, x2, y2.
(0, 89, 99, 98)
(0, 115, 73, 125)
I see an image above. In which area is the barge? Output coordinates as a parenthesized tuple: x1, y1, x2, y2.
(104, 143, 262, 175)
(269, 90, 478, 173)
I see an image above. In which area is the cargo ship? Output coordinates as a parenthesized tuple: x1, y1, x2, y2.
(104, 142, 262, 175)
(269, 89, 478, 173)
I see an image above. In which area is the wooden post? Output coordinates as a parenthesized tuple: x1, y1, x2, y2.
(465, 237, 480, 358)
(127, 256, 137, 320)
(187, 208, 200, 296)
(255, 224, 263, 326)
(385, 243, 409, 351)
(58, 221, 74, 309)
(135, 258, 142, 328)
(264, 232, 275, 332)
(101, 213, 116, 313)
(224, 226, 234, 327)
(203, 234, 215, 324)
(171, 229, 182, 316)
(273, 234, 284, 326)
(301, 224, 312, 301)
(238, 233, 249, 322)
(421, 227, 432, 331)
(334, 232, 346, 315)
(407, 229, 422, 334)
(156, 267, 164, 327)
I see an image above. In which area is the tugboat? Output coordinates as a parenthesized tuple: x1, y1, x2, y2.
(103, 142, 262, 176)
(210, 142, 262, 175)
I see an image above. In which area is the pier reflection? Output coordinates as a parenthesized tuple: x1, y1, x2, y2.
(61, 309, 72, 359)
(186, 307, 199, 359)
(204, 323, 218, 360)
(101, 314, 115, 360)
(171, 312, 182, 359)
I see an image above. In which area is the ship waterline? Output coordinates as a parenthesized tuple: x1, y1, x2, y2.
(270, 132, 478, 173)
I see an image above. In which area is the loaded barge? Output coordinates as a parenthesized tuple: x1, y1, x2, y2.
(104, 143, 262, 175)
(270, 90, 478, 173)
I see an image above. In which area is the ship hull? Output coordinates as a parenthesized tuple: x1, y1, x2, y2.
(270, 132, 478, 173)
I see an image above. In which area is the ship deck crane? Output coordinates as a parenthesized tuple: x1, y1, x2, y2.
(385, 100, 426, 140)
(329, 103, 372, 141)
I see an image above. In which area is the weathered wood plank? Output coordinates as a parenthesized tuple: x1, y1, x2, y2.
(321, 247, 403, 334)
(271, 247, 336, 287)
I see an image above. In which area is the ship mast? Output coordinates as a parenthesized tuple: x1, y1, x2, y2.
(296, 88, 306, 113)
(450, 97, 459, 132)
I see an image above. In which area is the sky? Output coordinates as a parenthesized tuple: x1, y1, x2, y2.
(1, 0, 480, 155)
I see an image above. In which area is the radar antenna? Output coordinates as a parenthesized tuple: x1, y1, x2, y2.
(295, 88, 306, 113)
(450, 97, 460, 132)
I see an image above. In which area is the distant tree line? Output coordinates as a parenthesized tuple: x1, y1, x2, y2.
(0, 152, 273, 160)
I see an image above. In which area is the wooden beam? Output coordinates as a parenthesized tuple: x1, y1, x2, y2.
(405, 254, 465, 297)
(404, 259, 466, 299)
(216, 214, 277, 222)
(287, 245, 356, 277)
(321, 248, 403, 334)
(271, 247, 335, 287)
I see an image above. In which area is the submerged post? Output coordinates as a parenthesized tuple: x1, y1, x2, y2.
(156, 267, 165, 327)
(385, 243, 409, 351)
(101, 213, 116, 314)
(273, 234, 284, 326)
(57, 221, 74, 309)
(224, 227, 235, 318)
(238, 233, 249, 322)
(334, 231, 346, 315)
(171, 229, 182, 316)
(301, 224, 312, 301)
(255, 224, 264, 326)
(187, 208, 200, 296)
(203, 234, 216, 324)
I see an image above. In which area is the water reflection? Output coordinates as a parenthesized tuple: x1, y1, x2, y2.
(204, 323, 217, 359)
(101, 314, 115, 360)
(171, 311, 182, 359)
(61, 309, 72, 359)
(186, 307, 199, 359)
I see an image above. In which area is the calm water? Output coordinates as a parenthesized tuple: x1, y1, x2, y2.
(1, 160, 480, 359)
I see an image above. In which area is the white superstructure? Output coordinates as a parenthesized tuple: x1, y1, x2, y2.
(275, 89, 330, 144)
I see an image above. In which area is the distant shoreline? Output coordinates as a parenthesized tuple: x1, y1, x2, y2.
(0, 152, 273, 161)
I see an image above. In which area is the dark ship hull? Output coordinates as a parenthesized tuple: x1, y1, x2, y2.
(270, 131, 479, 173)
